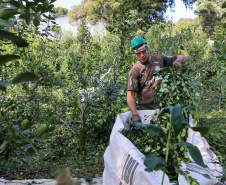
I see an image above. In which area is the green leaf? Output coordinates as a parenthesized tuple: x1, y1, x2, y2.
(20, 119, 32, 131)
(0, 9, 18, 20)
(0, 141, 9, 152)
(33, 13, 40, 27)
(34, 124, 48, 137)
(0, 20, 7, 28)
(158, 106, 173, 120)
(12, 72, 38, 84)
(171, 104, 185, 136)
(144, 154, 166, 172)
(0, 30, 29, 47)
(135, 122, 164, 136)
(24, 10, 31, 25)
(40, 126, 55, 139)
(190, 126, 209, 137)
(182, 104, 196, 111)
(175, 142, 207, 168)
(222, 2, 226, 8)
(0, 55, 20, 66)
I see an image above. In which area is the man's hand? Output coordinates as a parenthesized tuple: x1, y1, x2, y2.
(132, 114, 141, 123)
(173, 59, 182, 69)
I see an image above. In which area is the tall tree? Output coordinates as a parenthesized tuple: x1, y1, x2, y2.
(67, 0, 196, 30)
(53, 6, 68, 17)
(195, 0, 222, 37)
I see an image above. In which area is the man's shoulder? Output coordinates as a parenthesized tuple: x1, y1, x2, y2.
(129, 62, 142, 76)
(130, 61, 141, 71)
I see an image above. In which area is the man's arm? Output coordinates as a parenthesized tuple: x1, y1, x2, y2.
(127, 90, 138, 115)
(127, 90, 141, 123)
(173, 55, 186, 68)
(176, 55, 186, 64)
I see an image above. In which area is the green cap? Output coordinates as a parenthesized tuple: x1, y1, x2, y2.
(131, 37, 147, 50)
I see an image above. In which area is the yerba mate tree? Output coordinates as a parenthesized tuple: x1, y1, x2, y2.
(0, 0, 56, 166)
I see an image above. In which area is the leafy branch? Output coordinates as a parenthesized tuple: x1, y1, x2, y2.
(3, 81, 38, 113)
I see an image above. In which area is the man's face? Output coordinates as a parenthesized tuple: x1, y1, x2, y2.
(134, 47, 149, 64)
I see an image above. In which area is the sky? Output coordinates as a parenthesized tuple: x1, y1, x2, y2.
(53, 0, 198, 23)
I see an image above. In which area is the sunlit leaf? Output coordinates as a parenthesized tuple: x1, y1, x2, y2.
(34, 124, 48, 137)
(175, 142, 207, 168)
(0, 30, 29, 47)
(21, 119, 32, 131)
(144, 154, 166, 172)
(0, 55, 20, 66)
(12, 72, 38, 84)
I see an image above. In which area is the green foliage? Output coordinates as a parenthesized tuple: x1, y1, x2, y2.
(0, 0, 224, 181)
(195, 1, 222, 37)
(53, 6, 68, 17)
(67, 0, 196, 30)
(154, 67, 200, 110)
(0, 0, 56, 166)
(0, 117, 54, 163)
(125, 105, 207, 184)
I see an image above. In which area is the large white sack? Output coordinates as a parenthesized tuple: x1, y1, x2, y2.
(103, 110, 171, 185)
(178, 116, 223, 185)
(103, 110, 223, 185)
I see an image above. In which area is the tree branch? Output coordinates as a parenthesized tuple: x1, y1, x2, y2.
(3, 81, 38, 113)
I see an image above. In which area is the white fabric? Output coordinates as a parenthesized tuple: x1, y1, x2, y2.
(103, 111, 223, 185)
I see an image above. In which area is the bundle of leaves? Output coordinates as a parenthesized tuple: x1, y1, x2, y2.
(154, 67, 200, 109)
(122, 113, 190, 182)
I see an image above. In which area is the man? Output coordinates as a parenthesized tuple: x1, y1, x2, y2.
(127, 37, 186, 122)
